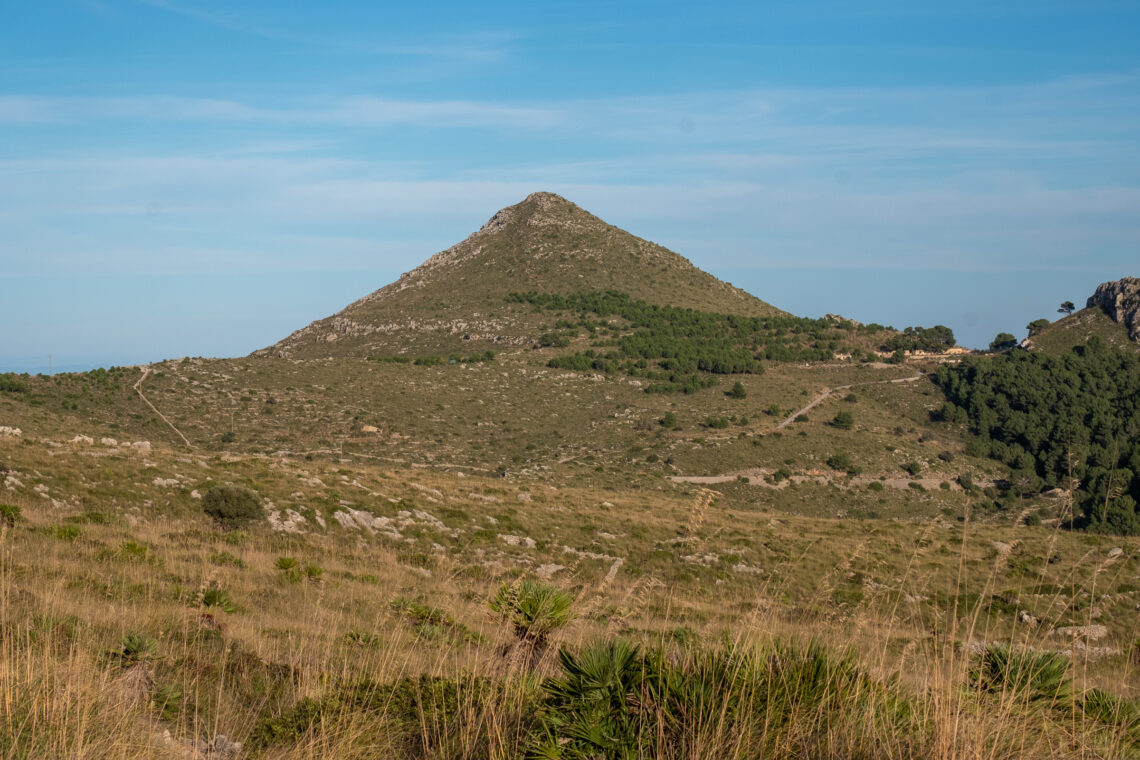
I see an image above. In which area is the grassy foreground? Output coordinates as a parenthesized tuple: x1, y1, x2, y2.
(2, 437, 1138, 759)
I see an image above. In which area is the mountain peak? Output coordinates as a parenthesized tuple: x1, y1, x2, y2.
(476, 191, 585, 235)
(258, 193, 783, 359)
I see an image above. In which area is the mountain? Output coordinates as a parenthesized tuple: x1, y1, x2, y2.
(258, 192, 784, 359)
(1026, 277, 1140, 355)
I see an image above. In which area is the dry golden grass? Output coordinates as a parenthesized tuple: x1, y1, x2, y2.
(2, 436, 1137, 759)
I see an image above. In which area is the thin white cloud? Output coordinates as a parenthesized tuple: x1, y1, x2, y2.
(2, 70, 1135, 151)
(134, 0, 522, 61)
(0, 95, 560, 129)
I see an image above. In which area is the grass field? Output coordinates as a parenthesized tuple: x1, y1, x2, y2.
(2, 428, 1138, 758)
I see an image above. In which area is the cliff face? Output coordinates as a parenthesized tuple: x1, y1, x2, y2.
(1087, 278, 1140, 342)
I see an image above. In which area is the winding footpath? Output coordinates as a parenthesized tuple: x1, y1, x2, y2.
(774, 371, 926, 430)
(133, 365, 194, 448)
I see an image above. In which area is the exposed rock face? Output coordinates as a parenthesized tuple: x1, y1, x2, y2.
(1086, 277, 1140, 341)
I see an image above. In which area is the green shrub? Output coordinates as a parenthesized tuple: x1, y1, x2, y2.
(116, 540, 157, 563)
(150, 683, 183, 721)
(670, 626, 700, 648)
(198, 587, 238, 614)
(725, 381, 747, 399)
(968, 644, 1070, 703)
(0, 503, 20, 526)
(344, 630, 383, 648)
(903, 461, 922, 477)
(201, 485, 262, 528)
(44, 524, 81, 540)
(105, 634, 157, 666)
(391, 597, 481, 643)
(209, 550, 246, 568)
(829, 455, 857, 471)
(867, 481, 885, 492)
(535, 638, 910, 760)
(0, 373, 27, 392)
(489, 579, 574, 651)
(831, 410, 854, 430)
(1081, 688, 1140, 741)
(701, 416, 730, 429)
(660, 411, 678, 429)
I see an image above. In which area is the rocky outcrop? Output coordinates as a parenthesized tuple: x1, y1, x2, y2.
(1086, 277, 1140, 341)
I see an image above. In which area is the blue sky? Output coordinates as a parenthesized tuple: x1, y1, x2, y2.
(2, 1, 1138, 371)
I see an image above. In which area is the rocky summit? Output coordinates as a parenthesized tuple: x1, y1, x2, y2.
(1087, 277, 1140, 342)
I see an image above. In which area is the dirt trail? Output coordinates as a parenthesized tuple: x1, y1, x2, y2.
(670, 371, 938, 491)
(133, 366, 194, 448)
(775, 372, 925, 430)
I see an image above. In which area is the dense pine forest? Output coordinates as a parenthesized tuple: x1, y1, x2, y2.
(933, 337, 1140, 535)
(507, 291, 888, 392)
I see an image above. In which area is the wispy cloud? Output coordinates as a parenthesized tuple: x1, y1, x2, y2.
(3, 70, 1135, 152)
(0, 95, 560, 129)
(134, 0, 522, 61)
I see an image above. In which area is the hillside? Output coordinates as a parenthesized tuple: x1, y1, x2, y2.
(1025, 278, 1140, 356)
(258, 192, 785, 359)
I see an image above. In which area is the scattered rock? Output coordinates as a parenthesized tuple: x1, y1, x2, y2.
(535, 563, 565, 579)
(100, 437, 118, 446)
(604, 557, 624, 582)
(153, 477, 181, 488)
(69, 434, 93, 445)
(1052, 624, 1108, 641)
(332, 508, 402, 540)
(1018, 610, 1039, 627)
(0, 426, 21, 438)
(991, 541, 1012, 555)
(129, 441, 152, 454)
(190, 489, 202, 500)
(267, 509, 307, 534)
(1107, 547, 1123, 559)
(516, 491, 532, 502)
(410, 483, 443, 499)
(155, 730, 242, 759)
(361, 425, 379, 433)
(499, 534, 536, 549)
(1070, 640, 1120, 660)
